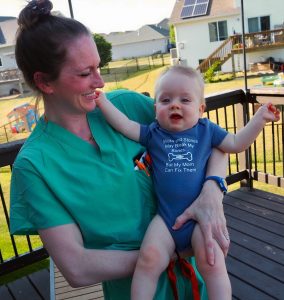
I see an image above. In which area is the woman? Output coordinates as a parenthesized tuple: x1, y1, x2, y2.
(10, 1, 229, 299)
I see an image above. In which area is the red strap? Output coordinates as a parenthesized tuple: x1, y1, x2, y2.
(178, 257, 201, 300)
(167, 258, 200, 300)
(167, 260, 179, 300)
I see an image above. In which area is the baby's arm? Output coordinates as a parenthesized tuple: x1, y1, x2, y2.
(219, 103, 280, 153)
(95, 91, 140, 142)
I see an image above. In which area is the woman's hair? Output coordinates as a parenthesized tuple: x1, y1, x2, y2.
(15, 0, 91, 91)
(154, 65, 205, 104)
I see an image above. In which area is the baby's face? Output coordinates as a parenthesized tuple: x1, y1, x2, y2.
(155, 71, 205, 132)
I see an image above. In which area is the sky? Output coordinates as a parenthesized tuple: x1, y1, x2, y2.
(0, 0, 176, 34)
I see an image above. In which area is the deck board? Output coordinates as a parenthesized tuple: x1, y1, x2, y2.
(0, 285, 14, 300)
(53, 264, 104, 300)
(2, 187, 284, 300)
(224, 187, 284, 299)
(7, 275, 44, 300)
(28, 268, 50, 299)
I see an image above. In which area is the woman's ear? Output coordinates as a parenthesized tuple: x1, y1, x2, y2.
(33, 72, 54, 94)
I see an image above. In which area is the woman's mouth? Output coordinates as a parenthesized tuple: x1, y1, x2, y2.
(82, 91, 98, 101)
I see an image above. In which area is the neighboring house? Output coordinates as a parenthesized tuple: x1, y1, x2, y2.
(0, 17, 18, 71)
(170, 0, 284, 73)
(0, 17, 23, 96)
(103, 19, 170, 61)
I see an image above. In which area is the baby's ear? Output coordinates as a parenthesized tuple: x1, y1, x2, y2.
(199, 103, 206, 116)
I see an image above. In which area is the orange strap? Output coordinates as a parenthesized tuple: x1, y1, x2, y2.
(167, 257, 200, 300)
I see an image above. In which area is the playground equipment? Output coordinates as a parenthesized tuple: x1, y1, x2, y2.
(7, 103, 38, 133)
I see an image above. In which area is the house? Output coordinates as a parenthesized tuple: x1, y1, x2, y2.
(0, 17, 18, 71)
(170, 0, 284, 73)
(102, 19, 170, 61)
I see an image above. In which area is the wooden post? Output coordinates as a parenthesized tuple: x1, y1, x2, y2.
(231, 53, 236, 78)
(236, 102, 252, 188)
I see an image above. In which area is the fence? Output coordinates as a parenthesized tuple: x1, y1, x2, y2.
(100, 54, 170, 83)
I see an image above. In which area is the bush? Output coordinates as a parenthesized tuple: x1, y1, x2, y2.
(204, 61, 222, 83)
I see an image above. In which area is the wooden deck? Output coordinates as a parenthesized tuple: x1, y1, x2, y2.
(1, 188, 283, 300)
(0, 268, 50, 300)
(224, 188, 284, 300)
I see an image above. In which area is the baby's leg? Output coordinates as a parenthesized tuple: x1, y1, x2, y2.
(131, 215, 175, 300)
(192, 224, 231, 300)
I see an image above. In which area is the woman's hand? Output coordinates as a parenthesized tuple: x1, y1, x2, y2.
(172, 149, 229, 265)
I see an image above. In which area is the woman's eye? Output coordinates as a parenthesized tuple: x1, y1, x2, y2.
(80, 72, 90, 77)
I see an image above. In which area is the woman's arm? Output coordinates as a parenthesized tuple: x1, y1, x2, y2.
(39, 224, 138, 287)
(172, 148, 229, 265)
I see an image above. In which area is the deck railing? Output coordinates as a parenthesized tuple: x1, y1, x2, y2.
(0, 69, 22, 82)
(0, 88, 283, 276)
(197, 28, 284, 73)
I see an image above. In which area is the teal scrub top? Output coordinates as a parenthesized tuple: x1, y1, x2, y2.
(10, 89, 208, 300)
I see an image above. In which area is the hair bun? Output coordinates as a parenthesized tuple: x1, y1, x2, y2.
(18, 0, 53, 30)
(28, 0, 53, 15)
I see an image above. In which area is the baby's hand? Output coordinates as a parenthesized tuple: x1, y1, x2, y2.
(94, 90, 107, 107)
(258, 103, 280, 123)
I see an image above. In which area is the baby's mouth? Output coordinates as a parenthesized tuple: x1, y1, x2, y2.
(170, 113, 182, 120)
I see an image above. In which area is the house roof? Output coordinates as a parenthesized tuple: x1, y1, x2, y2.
(0, 17, 18, 47)
(0, 11, 63, 48)
(103, 23, 169, 46)
(170, 0, 240, 25)
(0, 16, 15, 22)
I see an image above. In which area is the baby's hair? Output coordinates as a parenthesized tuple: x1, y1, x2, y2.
(154, 65, 205, 104)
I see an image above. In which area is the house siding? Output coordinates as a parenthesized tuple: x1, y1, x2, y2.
(175, 15, 239, 68)
(171, 0, 284, 72)
(112, 38, 168, 60)
(0, 46, 17, 71)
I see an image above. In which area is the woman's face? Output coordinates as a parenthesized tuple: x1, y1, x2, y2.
(48, 34, 104, 115)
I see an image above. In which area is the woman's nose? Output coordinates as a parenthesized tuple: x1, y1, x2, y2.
(92, 71, 105, 88)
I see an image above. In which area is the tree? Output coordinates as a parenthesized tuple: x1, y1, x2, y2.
(169, 24, 176, 45)
(93, 34, 112, 68)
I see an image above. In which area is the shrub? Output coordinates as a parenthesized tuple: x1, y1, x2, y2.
(204, 61, 222, 83)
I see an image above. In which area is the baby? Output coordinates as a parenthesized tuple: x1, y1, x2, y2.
(95, 65, 280, 300)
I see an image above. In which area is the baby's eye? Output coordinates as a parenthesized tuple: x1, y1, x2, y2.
(181, 98, 190, 103)
(160, 98, 170, 103)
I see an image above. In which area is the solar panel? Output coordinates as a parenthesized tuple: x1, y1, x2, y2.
(180, 0, 210, 19)
(184, 0, 196, 5)
(181, 6, 194, 18)
(194, 3, 208, 15)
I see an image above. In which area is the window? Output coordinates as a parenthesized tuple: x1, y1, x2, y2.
(248, 16, 270, 33)
(209, 21, 228, 42)
(0, 57, 2, 67)
(0, 28, 5, 44)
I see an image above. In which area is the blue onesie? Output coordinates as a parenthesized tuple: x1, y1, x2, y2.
(140, 118, 228, 251)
